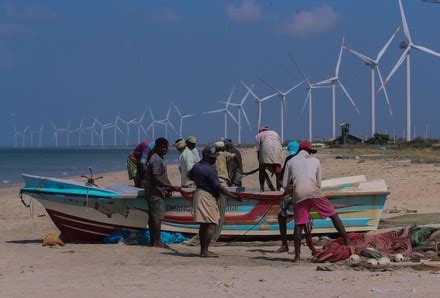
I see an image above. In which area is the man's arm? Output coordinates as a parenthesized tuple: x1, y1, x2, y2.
(219, 186, 243, 201)
(153, 174, 180, 192)
(316, 161, 322, 188)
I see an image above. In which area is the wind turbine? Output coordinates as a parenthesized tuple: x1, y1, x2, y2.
(12, 126, 21, 148)
(84, 119, 100, 147)
(50, 122, 65, 148)
(344, 27, 399, 137)
(131, 111, 147, 144)
(157, 104, 177, 140)
(240, 81, 277, 131)
(37, 124, 44, 147)
(313, 37, 361, 139)
(146, 106, 163, 140)
(70, 118, 85, 147)
(222, 85, 253, 144)
(378, 0, 440, 141)
(174, 104, 197, 139)
(289, 53, 331, 142)
(259, 78, 304, 143)
(118, 115, 136, 146)
(22, 126, 29, 147)
(203, 86, 239, 139)
(66, 120, 71, 147)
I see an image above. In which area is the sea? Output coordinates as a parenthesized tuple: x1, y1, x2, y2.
(0, 148, 180, 187)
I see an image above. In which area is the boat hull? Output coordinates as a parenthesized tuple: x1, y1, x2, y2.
(20, 174, 388, 242)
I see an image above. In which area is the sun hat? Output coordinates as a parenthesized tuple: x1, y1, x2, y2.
(299, 140, 317, 154)
(186, 136, 197, 144)
(174, 139, 186, 150)
(202, 145, 219, 159)
(258, 126, 269, 133)
(286, 141, 299, 156)
(214, 141, 225, 148)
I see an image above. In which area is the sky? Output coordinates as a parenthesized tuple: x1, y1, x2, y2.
(1, 0, 440, 147)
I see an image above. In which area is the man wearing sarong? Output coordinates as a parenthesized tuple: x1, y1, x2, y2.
(187, 145, 242, 258)
(145, 137, 181, 248)
(212, 141, 241, 242)
(174, 139, 197, 188)
(282, 141, 352, 262)
(255, 127, 285, 191)
(127, 140, 155, 187)
(275, 140, 299, 253)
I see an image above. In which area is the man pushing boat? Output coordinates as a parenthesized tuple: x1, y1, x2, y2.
(282, 141, 352, 262)
(187, 145, 243, 258)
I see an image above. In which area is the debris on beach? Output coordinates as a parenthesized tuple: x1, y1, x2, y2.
(42, 233, 64, 247)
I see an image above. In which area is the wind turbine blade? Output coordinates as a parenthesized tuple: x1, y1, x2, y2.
(240, 83, 254, 105)
(346, 47, 373, 64)
(376, 27, 401, 61)
(335, 36, 345, 76)
(168, 121, 177, 134)
(204, 109, 224, 114)
(51, 121, 56, 130)
(398, 0, 412, 43)
(300, 90, 311, 116)
(378, 47, 410, 93)
(149, 106, 154, 120)
(167, 104, 172, 118)
(261, 93, 278, 102)
(226, 109, 239, 125)
(241, 108, 252, 131)
(285, 80, 304, 95)
(139, 110, 146, 122)
(240, 81, 260, 101)
(140, 124, 147, 135)
(314, 78, 334, 86)
(146, 122, 153, 132)
(116, 126, 124, 135)
(288, 52, 310, 85)
(227, 86, 235, 104)
(413, 44, 440, 57)
(376, 65, 394, 117)
(182, 114, 197, 118)
(174, 105, 182, 117)
(338, 80, 360, 114)
(259, 77, 280, 93)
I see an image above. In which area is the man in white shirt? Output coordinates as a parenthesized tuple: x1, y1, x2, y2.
(282, 141, 351, 262)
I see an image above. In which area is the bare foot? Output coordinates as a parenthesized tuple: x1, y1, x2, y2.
(152, 243, 170, 249)
(200, 251, 219, 258)
(275, 245, 289, 253)
(292, 255, 301, 263)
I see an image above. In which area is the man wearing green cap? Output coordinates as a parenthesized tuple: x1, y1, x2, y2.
(186, 136, 201, 162)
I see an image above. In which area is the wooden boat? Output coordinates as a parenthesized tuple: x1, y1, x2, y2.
(20, 174, 388, 242)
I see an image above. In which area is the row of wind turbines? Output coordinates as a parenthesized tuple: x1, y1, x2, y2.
(11, 0, 439, 148)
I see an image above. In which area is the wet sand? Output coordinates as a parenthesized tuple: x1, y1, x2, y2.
(1, 147, 440, 297)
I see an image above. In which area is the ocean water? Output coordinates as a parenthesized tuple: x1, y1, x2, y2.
(0, 148, 180, 187)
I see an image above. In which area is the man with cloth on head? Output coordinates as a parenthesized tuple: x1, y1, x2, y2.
(145, 137, 181, 248)
(223, 139, 243, 187)
(186, 136, 201, 162)
(275, 140, 300, 253)
(282, 141, 352, 262)
(255, 126, 285, 191)
(127, 140, 155, 188)
(174, 138, 197, 188)
(187, 145, 243, 258)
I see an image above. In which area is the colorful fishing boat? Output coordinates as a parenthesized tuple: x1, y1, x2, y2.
(20, 174, 388, 242)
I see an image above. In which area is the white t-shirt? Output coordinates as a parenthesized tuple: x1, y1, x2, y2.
(282, 150, 322, 203)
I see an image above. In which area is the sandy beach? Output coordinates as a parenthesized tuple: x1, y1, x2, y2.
(1, 147, 440, 297)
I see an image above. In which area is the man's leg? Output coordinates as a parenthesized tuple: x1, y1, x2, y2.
(304, 223, 317, 256)
(152, 219, 163, 246)
(258, 166, 266, 192)
(148, 217, 155, 245)
(275, 215, 289, 253)
(212, 195, 226, 242)
(293, 224, 304, 262)
(200, 223, 218, 257)
(330, 214, 352, 246)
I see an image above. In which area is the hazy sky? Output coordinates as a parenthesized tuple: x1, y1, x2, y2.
(2, 0, 440, 147)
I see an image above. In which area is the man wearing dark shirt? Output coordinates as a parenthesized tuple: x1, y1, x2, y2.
(187, 145, 243, 258)
(145, 137, 181, 248)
